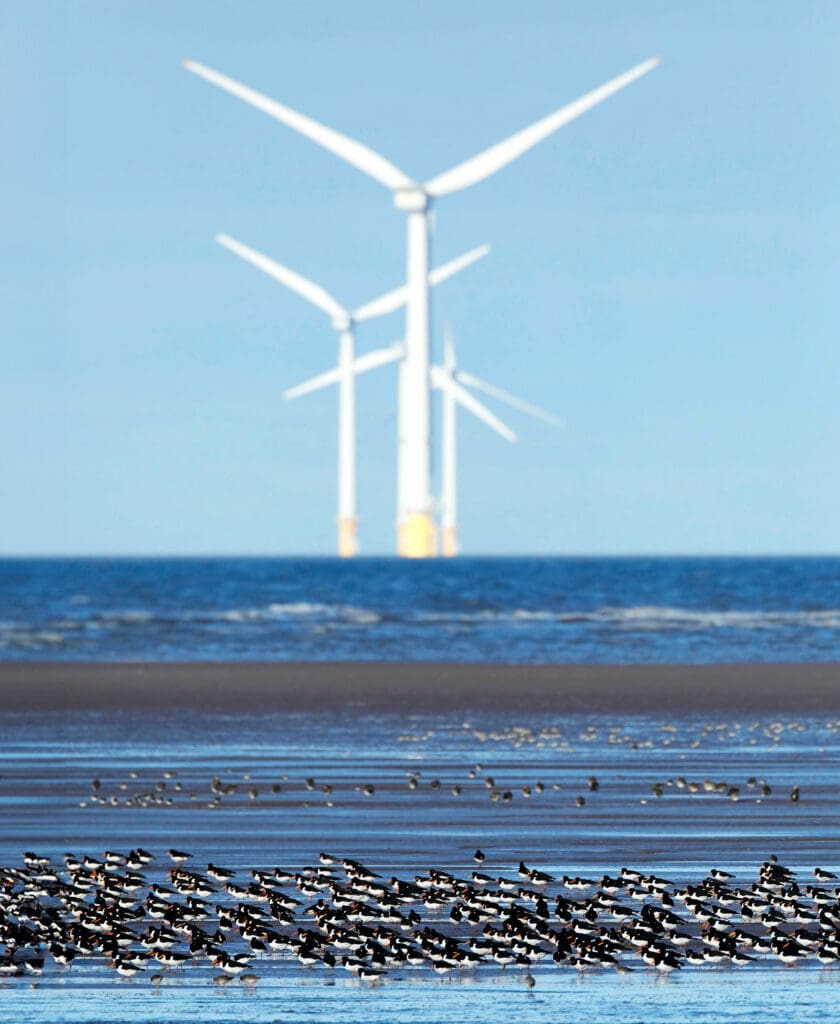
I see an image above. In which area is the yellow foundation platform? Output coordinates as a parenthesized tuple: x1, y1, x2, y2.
(397, 513, 438, 558)
(337, 517, 358, 558)
(441, 526, 458, 558)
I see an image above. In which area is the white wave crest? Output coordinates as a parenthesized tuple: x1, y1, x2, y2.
(2, 603, 837, 650)
(408, 606, 840, 631)
(555, 606, 840, 631)
(217, 602, 380, 624)
(0, 630, 66, 649)
(96, 611, 155, 625)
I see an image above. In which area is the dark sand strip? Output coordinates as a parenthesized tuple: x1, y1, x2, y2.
(0, 662, 838, 714)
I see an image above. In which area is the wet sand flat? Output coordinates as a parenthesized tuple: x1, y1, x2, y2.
(0, 662, 838, 1021)
(1, 660, 839, 712)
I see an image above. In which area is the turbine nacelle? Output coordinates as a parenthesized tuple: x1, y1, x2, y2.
(393, 188, 429, 213)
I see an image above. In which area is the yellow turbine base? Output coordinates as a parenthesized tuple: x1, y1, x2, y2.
(337, 517, 358, 558)
(441, 527, 459, 558)
(397, 513, 438, 558)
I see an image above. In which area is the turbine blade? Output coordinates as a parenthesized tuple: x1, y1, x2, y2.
(183, 60, 414, 192)
(354, 342, 405, 374)
(217, 233, 347, 322)
(424, 57, 660, 198)
(455, 370, 565, 427)
(351, 244, 490, 323)
(428, 243, 491, 287)
(283, 367, 341, 400)
(431, 366, 517, 442)
(350, 284, 408, 324)
(283, 343, 403, 401)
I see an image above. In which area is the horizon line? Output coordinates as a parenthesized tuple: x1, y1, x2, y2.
(1, 552, 838, 560)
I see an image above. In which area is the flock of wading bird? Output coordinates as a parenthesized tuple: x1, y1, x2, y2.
(76, 768, 805, 811)
(182, 56, 660, 557)
(1, 849, 839, 985)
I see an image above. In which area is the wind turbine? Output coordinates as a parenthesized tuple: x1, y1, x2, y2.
(216, 232, 489, 556)
(184, 56, 659, 557)
(432, 325, 563, 556)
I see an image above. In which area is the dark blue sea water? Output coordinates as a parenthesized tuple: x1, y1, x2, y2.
(1, 556, 838, 662)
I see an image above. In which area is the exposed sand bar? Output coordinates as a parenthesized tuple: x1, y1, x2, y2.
(0, 662, 838, 714)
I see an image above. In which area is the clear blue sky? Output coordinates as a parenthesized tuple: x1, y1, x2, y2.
(2, 1, 838, 555)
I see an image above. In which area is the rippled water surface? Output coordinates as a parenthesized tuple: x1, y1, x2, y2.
(2, 556, 839, 661)
(0, 705, 838, 1022)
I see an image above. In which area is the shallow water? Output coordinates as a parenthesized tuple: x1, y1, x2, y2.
(0, 706, 838, 1021)
(7, 967, 840, 1024)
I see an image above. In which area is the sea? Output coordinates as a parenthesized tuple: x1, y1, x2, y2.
(1, 555, 839, 662)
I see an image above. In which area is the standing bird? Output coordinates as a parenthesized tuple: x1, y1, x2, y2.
(166, 849, 192, 864)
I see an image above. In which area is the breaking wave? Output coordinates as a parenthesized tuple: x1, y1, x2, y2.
(551, 606, 840, 631)
(1, 602, 838, 653)
(415, 605, 840, 631)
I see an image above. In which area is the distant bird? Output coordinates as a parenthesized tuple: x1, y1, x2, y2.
(474, 849, 485, 864)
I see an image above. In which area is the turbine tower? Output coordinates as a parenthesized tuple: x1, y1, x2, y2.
(433, 325, 564, 556)
(282, 321, 526, 558)
(184, 57, 659, 556)
(216, 233, 489, 556)
(439, 327, 459, 557)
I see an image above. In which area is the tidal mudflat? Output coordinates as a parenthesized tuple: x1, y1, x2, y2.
(0, 663, 838, 1021)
